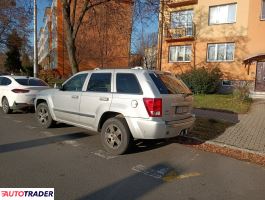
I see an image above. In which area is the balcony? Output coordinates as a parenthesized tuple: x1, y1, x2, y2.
(166, 0, 198, 8)
(165, 24, 195, 42)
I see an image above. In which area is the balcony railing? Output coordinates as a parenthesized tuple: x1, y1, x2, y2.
(166, 0, 198, 8)
(165, 23, 195, 42)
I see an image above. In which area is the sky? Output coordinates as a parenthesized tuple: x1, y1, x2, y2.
(37, 1, 52, 35)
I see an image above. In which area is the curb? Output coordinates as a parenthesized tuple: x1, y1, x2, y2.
(181, 136, 265, 167)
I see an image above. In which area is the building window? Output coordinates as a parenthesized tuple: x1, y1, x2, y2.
(209, 4, 237, 25)
(169, 45, 192, 62)
(222, 80, 233, 86)
(261, 0, 265, 20)
(171, 10, 193, 36)
(207, 43, 235, 62)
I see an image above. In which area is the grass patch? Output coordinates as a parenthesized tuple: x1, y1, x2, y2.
(189, 117, 234, 141)
(193, 94, 252, 114)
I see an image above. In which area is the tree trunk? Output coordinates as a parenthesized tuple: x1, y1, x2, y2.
(65, 37, 79, 74)
(62, 1, 79, 74)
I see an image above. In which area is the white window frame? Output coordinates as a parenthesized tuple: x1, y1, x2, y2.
(261, 0, 265, 20)
(222, 80, 233, 87)
(207, 43, 235, 62)
(209, 3, 237, 25)
(169, 45, 192, 63)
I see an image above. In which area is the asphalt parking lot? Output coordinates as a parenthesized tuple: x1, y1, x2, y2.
(0, 111, 265, 200)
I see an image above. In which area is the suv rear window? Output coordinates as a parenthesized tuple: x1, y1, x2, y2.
(15, 78, 48, 86)
(149, 73, 191, 94)
(116, 73, 142, 94)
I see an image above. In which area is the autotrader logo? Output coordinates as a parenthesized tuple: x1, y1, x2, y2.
(0, 188, 54, 200)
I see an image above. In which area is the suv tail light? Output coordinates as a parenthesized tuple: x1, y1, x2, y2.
(143, 98, 162, 117)
(12, 89, 30, 93)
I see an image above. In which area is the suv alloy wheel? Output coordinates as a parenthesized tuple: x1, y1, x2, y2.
(101, 117, 133, 155)
(36, 102, 55, 128)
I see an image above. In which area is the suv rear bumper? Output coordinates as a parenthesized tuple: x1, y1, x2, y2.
(126, 116, 195, 139)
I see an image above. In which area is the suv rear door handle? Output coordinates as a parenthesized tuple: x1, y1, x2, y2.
(99, 97, 109, 101)
(72, 95, 79, 99)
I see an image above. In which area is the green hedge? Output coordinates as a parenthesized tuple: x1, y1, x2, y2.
(180, 67, 222, 94)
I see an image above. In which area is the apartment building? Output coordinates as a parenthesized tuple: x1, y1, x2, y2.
(38, 0, 133, 77)
(158, 0, 265, 92)
(38, 7, 53, 71)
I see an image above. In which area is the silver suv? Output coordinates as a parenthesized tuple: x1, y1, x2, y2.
(35, 69, 195, 154)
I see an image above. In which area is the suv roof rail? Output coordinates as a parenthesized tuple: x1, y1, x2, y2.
(131, 66, 144, 70)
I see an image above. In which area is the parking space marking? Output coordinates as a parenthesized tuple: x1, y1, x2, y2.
(132, 164, 169, 179)
(13, 120, 23, 123)
(25, 125, 37, 129)
(2, 116, 11, 119)
(41, 131, 54, 136)
(132, 164, 201, 182)
(62, 140, 80, 147)
(91, 150, 117, 160)
(163, 171, 201, 182)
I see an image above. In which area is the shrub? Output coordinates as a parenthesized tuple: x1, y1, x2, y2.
(233, 82, 251, 101)
(38, 69, 65, 86)
(180, 67, 222, 94)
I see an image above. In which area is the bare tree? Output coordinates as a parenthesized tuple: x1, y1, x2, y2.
(61, 0, 159, 74)
(130, 0, 159, 48)
(61, 0, 114, 74)
(133, 32, 158, 69)
(0, 0, 32, 52)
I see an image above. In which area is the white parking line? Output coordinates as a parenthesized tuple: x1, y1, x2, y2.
(62, 140, 80, 147)
(2, 116, 10, 119)
(132, 164, 169, 179)
(41, 131, 54, 137)
(13, 120, 22, 123)
(91, 150, 117, 160)
(132, 164, 201, 182)
(25, 125, 37, 129)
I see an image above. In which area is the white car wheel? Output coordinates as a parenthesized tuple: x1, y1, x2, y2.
(2, 97, 12, 114)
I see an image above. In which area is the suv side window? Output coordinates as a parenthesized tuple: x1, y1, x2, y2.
(63, 73, 88, 91)
(1, 77, 12, 86)
(0, 77, 3, 85)
(116, 73, 142, 94)
(87, 73, 111, 92)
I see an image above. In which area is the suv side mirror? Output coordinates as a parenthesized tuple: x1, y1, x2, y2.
(54, 83, 63, 90)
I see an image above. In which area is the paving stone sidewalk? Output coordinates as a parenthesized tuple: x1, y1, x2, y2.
(194, 99, 265, 154)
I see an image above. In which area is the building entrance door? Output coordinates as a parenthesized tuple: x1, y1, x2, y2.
(255, 62, 265, 92)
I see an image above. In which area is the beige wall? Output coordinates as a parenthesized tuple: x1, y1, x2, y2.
(160, 0, 265, 81)
(247, 0, 265, 55)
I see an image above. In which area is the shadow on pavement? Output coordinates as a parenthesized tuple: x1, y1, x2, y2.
(77, 163, 180, 200)
(183, 117, 235, 144)
(128, 139, 171, 154)
(193, 108, 240, 123)
(52, 123, 74, 129)
(0, 132, 90, 154)
(126, 117, 235, 154)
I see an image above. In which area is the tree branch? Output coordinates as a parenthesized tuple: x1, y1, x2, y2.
(73, 0, 111, 40)
(71, 0, 77, 27)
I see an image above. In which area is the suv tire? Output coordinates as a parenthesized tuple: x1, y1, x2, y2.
(36, 102, 55, 128)
(2, 97, 12, 114)
(101, 117, 133, 155)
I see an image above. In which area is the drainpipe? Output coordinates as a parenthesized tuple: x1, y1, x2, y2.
(157, 0, 165, 71)
(128, 0, 136, 67)
(33, 0, 38, 77)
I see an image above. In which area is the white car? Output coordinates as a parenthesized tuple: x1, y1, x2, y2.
(0, 75, 49, 114)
